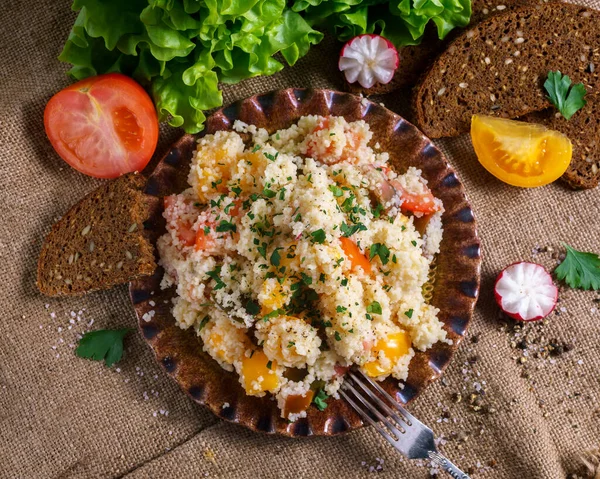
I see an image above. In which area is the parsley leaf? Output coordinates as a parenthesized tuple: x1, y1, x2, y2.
(245, 299, 260, 316)
(313, 389, 329, 411)
(555, 243, 600, 290)
(405, 309, 414, 319)
(311, 229, 326, 244)
(263, 188, 276, 198)
(75, 328, 130, 367)
(544, 71, 587, 120)
(329, 185, 344, 197)
(369, 243, 390, 265)
(367, 301, 382, 315)
(270, 248, 282, 267)
(340, 222, 367, 237)
(206, 267, 226, 290)
(215, 220, 236, 233)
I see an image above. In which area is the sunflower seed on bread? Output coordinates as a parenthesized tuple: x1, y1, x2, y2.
(412, 3, 600, 138)
(37, 173, 156, 296)
(347, 0, 541, 96)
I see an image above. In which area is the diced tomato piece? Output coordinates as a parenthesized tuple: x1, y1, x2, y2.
(340, 237, 372, 275)
(390, 180, 439, 215)
(334, 365, 349, 377)
(194, 228, 215, 251)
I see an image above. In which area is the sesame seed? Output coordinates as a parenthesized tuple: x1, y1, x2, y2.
(81, 225, 91, 236)
(505, 58, 513, 65)
(490, 94, 497, 102)
(514, 37, 525, 44)
(514, 51, 521, 57)
(482, 8, 489, 14)
(496, 4, 506, 10)
(89, 241, 95, 252)
(116, 261, 123, 270)
(128, 223, 138, 233)
(437, 87, 446, 96)
(125, 251, 133, 260)
(459, 82, 468, 88)
(485, 57, 491, 64)
(68, 254, 74, 264)
(501, 36, 510, 43)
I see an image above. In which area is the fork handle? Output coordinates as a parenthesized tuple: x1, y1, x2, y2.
(428, 451, 471, 479)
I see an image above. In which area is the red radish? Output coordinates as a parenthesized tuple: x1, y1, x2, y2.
(494, 262, 558, 322)
(338, 34, 399, 89)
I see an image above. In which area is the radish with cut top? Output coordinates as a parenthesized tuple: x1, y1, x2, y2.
(338, 34, 399, 89)
(494, 262, 558, 321)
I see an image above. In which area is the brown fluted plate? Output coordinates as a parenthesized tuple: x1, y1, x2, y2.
(129, 89, 481, 437)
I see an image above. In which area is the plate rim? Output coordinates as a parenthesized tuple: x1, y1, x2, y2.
(130, 88, 482, 437)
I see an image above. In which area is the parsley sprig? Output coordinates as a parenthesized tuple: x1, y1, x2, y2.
(75, 328, 131, 367)
(555, 243, 600, 290)
(313, 389, 329, 411)
(544, 71, 587, 120)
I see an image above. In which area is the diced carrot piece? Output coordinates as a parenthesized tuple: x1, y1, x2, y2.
(283, 390, 315, 418)
(340, 237, 372, 275)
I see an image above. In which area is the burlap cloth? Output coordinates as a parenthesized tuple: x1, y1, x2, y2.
(1, 1, 599, 477)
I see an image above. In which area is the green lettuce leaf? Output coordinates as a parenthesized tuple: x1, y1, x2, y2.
(59, 0, 324, 133)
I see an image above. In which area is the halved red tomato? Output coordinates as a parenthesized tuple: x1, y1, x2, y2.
(44, 73, 158, 179)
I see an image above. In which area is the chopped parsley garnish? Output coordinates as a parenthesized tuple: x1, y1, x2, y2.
(264, 151, 279, 162)
(287, 341, 295, 348)
(405, 309, 414, 319)
(75, 328, 131, 367)
(372, 203, 384, 218)
(263, 188, 276, 198)
(198, 315, 210, 331)
(301, 272, 313, 285)
(340, 221, 367, 237)
(215, 220, 237, 233)
(262, 309, 284, 322)
(334, 331, 342, 341)
(257, 242, 268, 259)
(279, 187, 286, 200)
(319, 273, 326, 283)
(206, 267, 226, 290)
(252, 144, 261, 153)
(310, 229, 326, 244)
(341, 278, 348, 287)
(211, 179, 222, 189)
(245, 299, 260, 316)
(369, 243, 390, 265)
(329, 185, 344, 197)
(313, 389, 329, 411)
(203, 225, 211, 235)
(554, 243, 600, 290)
(366, 301, 382, 315)
(411, 240, 417, 247)
(392, 254, 397, 264)
(336, 305, 347, 313)
(266, 360, 273, 369)
(270, 248, 282, 267)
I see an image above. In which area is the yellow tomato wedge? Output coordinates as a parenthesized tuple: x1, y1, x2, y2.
(363, 331, 411, 377)
(470, 115, 572, 188)
(241, 350, 279, 394)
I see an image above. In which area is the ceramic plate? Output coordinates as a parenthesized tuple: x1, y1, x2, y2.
(129, 89, 481, 437)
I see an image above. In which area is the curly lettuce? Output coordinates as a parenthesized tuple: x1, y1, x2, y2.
(292, 0, 471, 46)
(59, 0, 323, 133)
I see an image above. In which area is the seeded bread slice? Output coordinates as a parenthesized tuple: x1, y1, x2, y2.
(412, 3, 600, 138)
(347, 0, 541, 96)
(521, 92, 600, 189)
(37, 173, 156, 296)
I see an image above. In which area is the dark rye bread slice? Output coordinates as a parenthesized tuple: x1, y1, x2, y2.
(37, 173, 156, 296)
(521, 92, 600, 189)
(412, 3, 600, 138)
(346, 0, 541, 96)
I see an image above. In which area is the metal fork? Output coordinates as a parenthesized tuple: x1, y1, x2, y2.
(340, 370, 471, 479)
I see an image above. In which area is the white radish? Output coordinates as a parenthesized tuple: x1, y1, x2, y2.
(339, 34, 399, 89)
(494, 262, 558, 322)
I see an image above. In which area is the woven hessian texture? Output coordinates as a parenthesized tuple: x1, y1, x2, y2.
(0, 1, 599, 478)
